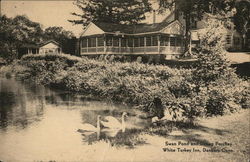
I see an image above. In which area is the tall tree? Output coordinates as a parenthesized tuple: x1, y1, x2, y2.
(44, 26, 74, 41)
(12, 15, 44, 44)
(157, 0, 236, 54)
(0, 15, 44, 61)
(233, 0, 250, 49)
(69, 0, 152, 26)
(44, 26, 75, 54)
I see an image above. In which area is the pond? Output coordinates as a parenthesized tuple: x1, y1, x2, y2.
(0, 77, 150, 161)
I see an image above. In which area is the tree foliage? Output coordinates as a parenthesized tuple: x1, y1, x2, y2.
(69, 0, 152, 26)
(0, 15, 76, 62)
(44, 26, 76, 54)
(233, 0, 250, 48)
(193, 15, 235, 84)
(0, 15, 44, 62)
(157, 0, 236, 53)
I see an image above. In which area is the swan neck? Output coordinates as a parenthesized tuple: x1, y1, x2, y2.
(121, 115, 126, 132)
(97, 117, 100, 130)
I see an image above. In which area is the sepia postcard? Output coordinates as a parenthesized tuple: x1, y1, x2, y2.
(0, 0, 249, 161)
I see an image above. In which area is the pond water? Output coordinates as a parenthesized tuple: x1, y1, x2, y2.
(0, 77, 149, 161)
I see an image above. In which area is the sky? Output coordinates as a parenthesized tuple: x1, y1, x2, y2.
(1, 0, 168, 37)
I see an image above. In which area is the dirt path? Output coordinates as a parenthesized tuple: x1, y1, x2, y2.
(226, 52, 250, 63)
(90, 109, 250, 162)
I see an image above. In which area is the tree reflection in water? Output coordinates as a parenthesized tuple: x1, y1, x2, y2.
(0, 78, 45, 130)
(79, 128, 147, 148)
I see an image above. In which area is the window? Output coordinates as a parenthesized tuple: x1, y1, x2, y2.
(190, 21, 197, 29)
(146, 36, 152, 46)
(190, 17, 197, 29)
(152, 36, 158, 46)
(176, 37, 182, 46)
(87, 38, 91, 47)
(234, 37, 240, 45)
(128, 37, 133, 47)
(121, 38, 127, 47)
(226, 35, 231, 45)
(81, 38, 87, 47)
(113, 37, 119, 47)
(88, 37, 96, 47)
(170, 37, 176, 46)
(106, 37, 112, 46)
(160, 36, 169, 46)
(134, 37, 139, 47)
(139, 37, 144, 47)
(97, 37, 104, 46)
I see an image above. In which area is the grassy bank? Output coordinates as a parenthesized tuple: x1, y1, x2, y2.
(1, 53, 249, 121)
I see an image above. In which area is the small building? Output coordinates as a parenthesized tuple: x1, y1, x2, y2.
(79, 20, 185, 59)
(173, 12, 243, 51)
(39, 40, 62, 54)
(18, 43, 40, 57)
(18, 40, 62, 57)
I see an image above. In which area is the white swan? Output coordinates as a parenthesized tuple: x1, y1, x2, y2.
(101, 112, 127, 132)
(78, 115, 101, 133)
(151, 116, 160, 123)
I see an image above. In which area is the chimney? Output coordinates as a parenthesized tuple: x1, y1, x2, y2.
(153, 10, 156, 24)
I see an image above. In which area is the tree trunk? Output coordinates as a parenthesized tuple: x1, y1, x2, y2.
(184, 12, 191, 56)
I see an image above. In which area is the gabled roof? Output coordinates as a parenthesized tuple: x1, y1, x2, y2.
(162, 11, 176, 23)
(87, 20, 177, 35)
(20, 43, 39, 48)
(40, 40, 60, 47)
(19, 40, 60, 49)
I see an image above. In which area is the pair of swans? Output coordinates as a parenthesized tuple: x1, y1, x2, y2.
(78, 112, 128, 137)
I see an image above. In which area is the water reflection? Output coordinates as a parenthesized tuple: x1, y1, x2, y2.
(0, 77, 150, 161)
(77, 110, 148, 148)
(0, 78, 45, 130)
(78, 127, 147, 148)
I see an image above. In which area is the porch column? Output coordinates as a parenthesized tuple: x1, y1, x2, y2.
(86, 38, 89, 53)
(126, 37, 128, 53)
(119, 37, 121, 54)
(132, 37, 135, 53)
(80, 38, 82, 55)
(168, 36, 171, 53)
(112, 37, 114, 53)
(104, 35, 107, 54)
(144, 37, 146, 54)
(96, 37, 98, 54)
(175, 36, 177, 54)
(158, 35, 160, 54)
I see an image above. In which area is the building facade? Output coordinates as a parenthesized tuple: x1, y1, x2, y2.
(39, 40, 61, 54)
(18, 40, 61, 57)
(172, 11, 243, 51)
(79, 11, 245, 60)
(79, 20, 185, 60)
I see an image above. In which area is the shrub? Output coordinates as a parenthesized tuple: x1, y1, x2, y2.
(21, 53, 82, 67)
(190, 15, 250, 116)
(0, 65, 13, 78)
(8, 51, 249, 121)
(194, 16, 235, 84)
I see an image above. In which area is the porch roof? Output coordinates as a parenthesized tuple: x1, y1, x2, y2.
(20, 43, 39, 48)
(93, 20, 176, 34)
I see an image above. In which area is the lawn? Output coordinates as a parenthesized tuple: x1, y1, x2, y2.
(83, 109, 250, 162)
(226, 52, 250, 63)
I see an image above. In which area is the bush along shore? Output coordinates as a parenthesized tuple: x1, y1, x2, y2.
(1, 17, 249, 122)
(1, 52, 249, 121)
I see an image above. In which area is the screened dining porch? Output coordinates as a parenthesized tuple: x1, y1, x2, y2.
(80, 33, 184, 57)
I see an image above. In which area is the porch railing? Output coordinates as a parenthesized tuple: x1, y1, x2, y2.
(81, 46, 184, 55)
